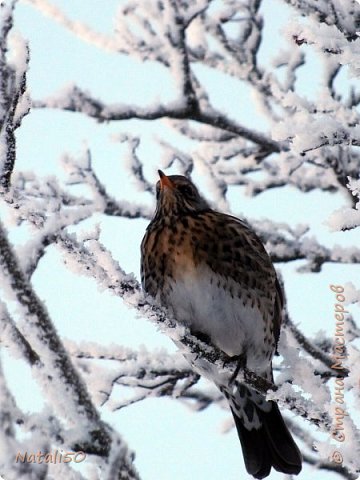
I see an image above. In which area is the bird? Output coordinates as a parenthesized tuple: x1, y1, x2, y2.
(141, 170, 302, 479)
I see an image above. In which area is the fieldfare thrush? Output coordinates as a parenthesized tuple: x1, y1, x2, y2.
(141, 171, 302, 479)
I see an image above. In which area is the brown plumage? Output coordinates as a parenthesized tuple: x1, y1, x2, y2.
(141, 171, 302, 478)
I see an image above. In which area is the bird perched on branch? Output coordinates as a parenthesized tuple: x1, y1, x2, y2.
(141, 170, 302, 479)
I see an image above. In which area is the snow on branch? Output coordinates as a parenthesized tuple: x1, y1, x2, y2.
(7, 146, 359, 275)
(2, 170, 95, 277)
(0, 355, 40, 480)
(61, 149, 153, 219)
(33, 84, 190, 121)
(326, 177, 360, 231)
(53, 224, 360, 475)
(0, 299, 40, 365)
(56, 231, 348, 433)
(0, 220, 140, 479)
(283, 0, 360, 42)
(22, 0, 120, 52)
(253, 218, 360, 272)
(28, 0, 360, 205)
(0, 1, 30, 190)
(0, 219, 102, 430)
(68, 341, 202, 412)
(33, 84, 282, 153)
(286, 418, 358, 480)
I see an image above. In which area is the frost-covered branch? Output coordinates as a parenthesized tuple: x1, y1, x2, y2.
(1, 170, 95, 277)
(256, 219, 360, 271)
(33, 85, 282, 153)
(12, 145, 359, 274)
(55, 228, 360, 468)
(284, 314, 349, 377)
(57, 233, 271, 397)
(0, 220, 140, 479)
(69, 339, 358, 479)
(57, 232, 345, 432)
(7, 145, 360, 280)
(29, 0, 360, 205)
(286, 418, 358, 480)
(326, 177, 360, 231)
(301, 452, 358, 480)
(22, 0, 119, 52)
(0, 355, 36, 479)
(63, 149, 360, 271)
(0, 219, 101, 431)
(0, 300, 39, 365)
(66, 341, 222, 412)
(0, 1, 30, 190)
(283, 0, 360, 41)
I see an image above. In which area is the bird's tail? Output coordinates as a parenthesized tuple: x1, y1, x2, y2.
(230, 386, 302, 479)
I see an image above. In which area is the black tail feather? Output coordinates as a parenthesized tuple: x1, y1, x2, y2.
(231, 401, 302, 479)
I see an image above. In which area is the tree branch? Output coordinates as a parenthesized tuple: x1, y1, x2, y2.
(0, 1, 30, 189)
(33, 85, 282, 152)
(57, 232, 335, 430)
(0, 220, 139, 480)
(0, 300, 40, 365)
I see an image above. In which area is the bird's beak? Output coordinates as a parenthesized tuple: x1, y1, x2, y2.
(158, 170, 174, 190)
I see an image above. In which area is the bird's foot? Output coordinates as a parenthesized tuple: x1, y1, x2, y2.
(223, 353, 247, 386)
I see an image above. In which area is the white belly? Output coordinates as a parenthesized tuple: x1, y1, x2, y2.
(165, 264, 270, 371)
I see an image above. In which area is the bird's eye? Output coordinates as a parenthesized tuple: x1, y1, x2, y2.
(178, 185, 194, 197)
(155, 183, 160, 200)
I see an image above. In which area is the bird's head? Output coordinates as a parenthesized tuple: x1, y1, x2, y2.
(154, 170, 209, 218)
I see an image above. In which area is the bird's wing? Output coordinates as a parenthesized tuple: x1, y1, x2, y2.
(192, 210, 283, 346)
